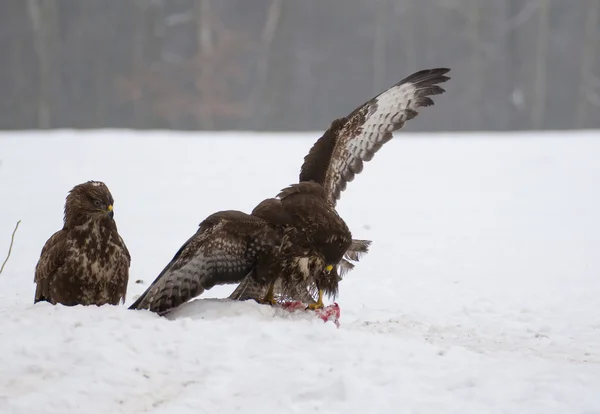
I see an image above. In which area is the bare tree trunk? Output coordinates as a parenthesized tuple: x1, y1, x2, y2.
(197, 0, 213, 56)
(466, 0, 483, 130)
(27, 0, 56, 128)
(147, 2, 166, 128)
(575, 0, 599, 128)
(373, 0, 387, 94)
(132, 0, 148, 128)
(402, 2, 417, 73)
(531, 0, 549, 130)
(9, 6, 25, 128)
(195, 0, 214, 129)
(94, 4, 107, 127)
(249, 0, 282, 129)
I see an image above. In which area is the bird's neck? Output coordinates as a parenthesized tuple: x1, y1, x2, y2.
(64, 214, 115, 231)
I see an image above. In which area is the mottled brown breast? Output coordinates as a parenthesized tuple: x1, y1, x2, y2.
(37, 216, 130, 306)
(278, 182, 352, 266)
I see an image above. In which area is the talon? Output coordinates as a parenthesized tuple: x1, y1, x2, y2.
(258, 296, 277, 306)
(257, 282, 277, 306)
(307, 289, 324, 310)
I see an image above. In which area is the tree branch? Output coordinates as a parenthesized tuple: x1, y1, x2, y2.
(0, 220, 21, 275)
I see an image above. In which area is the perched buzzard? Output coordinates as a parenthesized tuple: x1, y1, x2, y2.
(130, 68, 450, 315)
(34, 181, 131, 306)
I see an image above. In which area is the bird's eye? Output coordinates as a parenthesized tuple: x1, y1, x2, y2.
(93, 200, 102, 208)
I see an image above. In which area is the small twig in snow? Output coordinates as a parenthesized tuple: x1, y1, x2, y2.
(0, 220, 21, 275)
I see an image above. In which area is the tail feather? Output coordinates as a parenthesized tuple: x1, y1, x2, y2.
(344, 239, 371, 262)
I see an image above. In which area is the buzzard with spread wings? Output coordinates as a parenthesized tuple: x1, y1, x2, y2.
(34, 181, 131, 306)
(129, 68, 450, 315)
(229, 67, 451, 304)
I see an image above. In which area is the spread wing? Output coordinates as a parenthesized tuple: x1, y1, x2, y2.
(299, 68, 451, 206)
(129, 210, 278, 315)
(34, 230, 68, 303)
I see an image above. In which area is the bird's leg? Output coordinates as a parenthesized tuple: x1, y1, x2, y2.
(257, 281, 277, 306)
(307, 289, 324, 310)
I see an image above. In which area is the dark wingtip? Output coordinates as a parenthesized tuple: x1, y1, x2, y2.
(402, 68, 451, 88)
(406, 68, 451, 109)
(422, 67, 451, 77)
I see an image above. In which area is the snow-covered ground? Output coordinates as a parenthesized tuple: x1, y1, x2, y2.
(0, 129, 599, 414)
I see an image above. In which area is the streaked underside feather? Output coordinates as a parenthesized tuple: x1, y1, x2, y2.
(299, 68, 450, 207)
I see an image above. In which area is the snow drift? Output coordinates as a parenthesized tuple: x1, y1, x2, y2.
(0, 129, 599, 413)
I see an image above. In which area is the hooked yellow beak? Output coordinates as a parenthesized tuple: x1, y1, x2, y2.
(107, 205, 113, 212)
(325, 264, 333, 272)
(107, 204, 114, 218)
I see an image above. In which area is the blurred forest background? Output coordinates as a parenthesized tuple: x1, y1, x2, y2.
(1, 0, 599, 132)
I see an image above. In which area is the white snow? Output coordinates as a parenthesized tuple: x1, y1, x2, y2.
(1, 129, 600, 414)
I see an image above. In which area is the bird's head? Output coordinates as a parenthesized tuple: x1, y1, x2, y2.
(63, 180, 116, 227)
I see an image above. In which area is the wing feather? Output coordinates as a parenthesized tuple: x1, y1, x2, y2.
(299, 68, 450, 206)
(34, 230, 68, 303)
(129, 211, 276, 315)
(228, 276, 317, 305)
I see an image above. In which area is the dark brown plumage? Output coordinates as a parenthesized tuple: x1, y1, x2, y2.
(299, 68, 451, 207)
(128, 210, 282, 314)
(229, 238, 371, 304)
(34, 181, 131, 306)
(130, 182, 350, 314)
(230, 68, 451, 304)
(130, 67, 451, 315)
